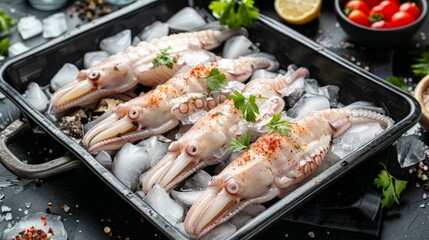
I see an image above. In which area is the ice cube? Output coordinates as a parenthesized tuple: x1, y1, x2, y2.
(50, 63, 80, 91)
(99, 29, 132, 55)
(1, 212, 67, 240)
(287, 94, 330, 118)
(18, 16, 43, 40)
(181, 110, 207, 125)
(1, 205, 11, 212)
(304, 78, 320, 94)
(241, 204, 266, 216)
(138, 21, 169, 42)
(95, 151, 113, 170)
(24, 82, 49, 112)
(0, 98, 21, 130)
(5, 212, 12, 221)
(320, 85, 340, 107)
(167, 7, 206, 31)
(171, 190, 204, 206)
(132, 36, 141, 46)
(201, 222, 236, 240)
(137, 135, 171, 167)
(83, 51, 110, 69)
(282, 78, 305, 107)
(43, 13, 68, 38)
(230, 215, 252, 229)
(144, 184, 184, 224)
(223, 35, 260, 59)
(180, 170, 211, 191)
(330, 123, 384, 159)
(112, 143, 150, 191)
(250, 69, 279, 81)
(8, 42, 30, 57)
(396, 135, 427, 168)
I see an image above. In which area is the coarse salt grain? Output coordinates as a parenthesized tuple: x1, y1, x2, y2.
(421, 204, 425, 208)
(424, 193, 428, 200)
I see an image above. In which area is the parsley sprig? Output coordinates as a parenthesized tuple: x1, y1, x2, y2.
(229, 131, 252, 152)
(0, 10, 17, 33)
(374, 163, 408, 208)
(386, 76, 409, 93)
(209, 0, 259, 29)
(412, 50, 429, 77)
(206, 68, 227, 91)
(267, 113, 292, 136)
(0, 37, 10, 56)
(229, 90, 259, 122)
(153, 47, 176, 69)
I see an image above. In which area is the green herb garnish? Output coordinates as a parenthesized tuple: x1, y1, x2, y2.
(412, 50, 429, 77)
(0, 37, 10, 56)
(267, 113, 292, 136)
(0, 10, 17, 33)
(229, 131, 252, 152)
(229, 90, 259, 122)
(374, 163, 408, 208)
(386, 76, 409, 93)
(152, 47, 176, 69)
(209, 0, 259, 29)
(206, 68, 227, 91)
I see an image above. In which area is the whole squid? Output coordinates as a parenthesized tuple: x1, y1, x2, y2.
(142, 67, 311, 194)
(82, 53, 280, 152)
(184, 108, 395, 238)
(51, 27, 245, 110)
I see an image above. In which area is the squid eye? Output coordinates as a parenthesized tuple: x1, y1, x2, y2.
(128, 107, 140, 120)
(186, 143, 199, 156)
(225, 179, 240, 195)
(88, 71, 100, 81)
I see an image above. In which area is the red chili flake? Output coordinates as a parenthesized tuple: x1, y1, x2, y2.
(109, 232, 113, 237)
(40, 216, 47, 226)
(113, 65, 120, 72)
(61, 204, 64, 209)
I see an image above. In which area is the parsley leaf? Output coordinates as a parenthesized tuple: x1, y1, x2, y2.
(229, 90, 259, 122)
(0, 37, 10, 56)
(267, 113, 292, 136)
(374, 163, 408, 208)
(412, 50, 429, 77)
(209, 0, 259, 29)
(152, 47, 176, 69)
(0, 10, 17, 33)
(229, 131, 252, 152)
(386, 76, 409, 93)
(205, 68, 227, 91)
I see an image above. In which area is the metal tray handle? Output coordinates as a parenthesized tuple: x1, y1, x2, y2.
(0, 119, 82, 179)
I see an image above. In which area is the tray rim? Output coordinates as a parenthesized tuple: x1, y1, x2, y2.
(0, 1, 422, 239)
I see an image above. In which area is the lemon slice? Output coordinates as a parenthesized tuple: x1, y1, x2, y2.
(274, 0, 322, 25)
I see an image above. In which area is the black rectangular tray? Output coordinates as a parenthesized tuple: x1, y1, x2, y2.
(0, 0, 421, 239)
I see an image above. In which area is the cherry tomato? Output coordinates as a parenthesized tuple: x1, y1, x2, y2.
(400, 2, 421, 20)
(390, 11, 415, 27)
(361, 0, 380, 8)
(345, 0, 371, 15)
(370, 1, 399, 21)
(371, 20, 391, 28)
(383, 0, 401, 7)
(348, 9, 370, 26)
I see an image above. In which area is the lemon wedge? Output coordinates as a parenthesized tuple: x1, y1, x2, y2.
(274, 0, 322, 25)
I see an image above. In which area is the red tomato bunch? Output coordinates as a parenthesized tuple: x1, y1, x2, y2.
(343, 0, 421, 28)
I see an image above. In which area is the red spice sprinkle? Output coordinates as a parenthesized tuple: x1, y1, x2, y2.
(40, 216, 47, 226)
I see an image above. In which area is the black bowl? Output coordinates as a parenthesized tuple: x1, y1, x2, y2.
(335, 0, 428, 48)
